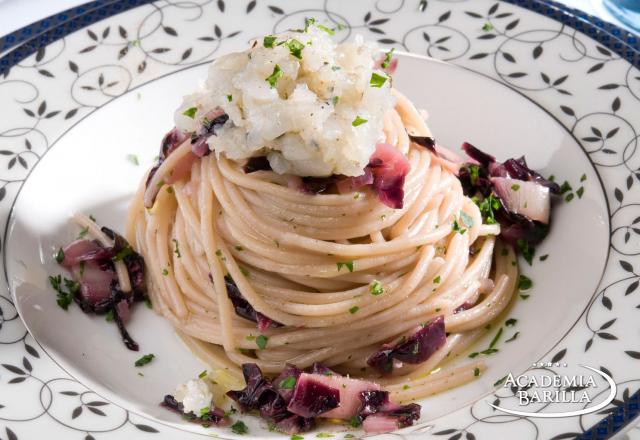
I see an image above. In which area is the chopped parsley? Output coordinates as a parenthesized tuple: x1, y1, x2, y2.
(291, 435, 304, 440)
(113, 245, 133, 261)
(134, 353, 155, 367)
(331, 65, 341, 71)
(472, 193, 500, 225)
(370, 72, 388, 88)
(369, 279, 384, 296)
(349, 416, 362, 428)
(78, 226, 89, 239)
(227, 94, 233, 102)
(198, 370, 208, 379)
(345, 435, 355, 439)
(234, 245, 244, 251)
(474, 367, 481, 377)
(452, 219, 466, 235)
(559, 181, 572, 194)
(316, 24, 335, 35)
(381, 48, 395, 69)
(182, 107, 197, 119)
(55, 248, 65, 264)
(580, 173, 587, 182)
(511, 183, 520, 191)
(482, 22, 493, 32)
(317, 434, 334, 438)
(518, 274, 533, 291)
(460, 211, 474, 229)
(280, 376, 297, 389)
(576, 187, 584, 198)
(256, 335, 268, 350)
(285, 39, 305, 59)
(265, 64, 283, 88)
(505, 331, 520, 343)
(349, 306, 359, 314)
(263, 35, 277, 48)
(505, 318, 517, 327)
(240, 267, 250, 277)
(403, 384, 410, 390)
(468, 164, 480, 186)
(173, 239, 181, 258)
(49, 275, 79, 310)
(162, 268, 169, 276)
(145, 296, 153, 308)
(433, 275, 441, 284)
(337, 261, 354, 272)
(332, 96, 340, 106)
(565, 193, 574, 202)
(351, 116, 368, 127)
(539, 254, 549, 261)
(489, 327, 503, 349)
(231, 420, 248, 435)
(105, 309, 114, 322)
(516, 239, 535, 265)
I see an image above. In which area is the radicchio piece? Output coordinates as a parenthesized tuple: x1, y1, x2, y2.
(243, 156, 272, 173)
(224, 275, 281, 332)
(145, 128, 191, 189)
(368, 143, 411, 209)
(287, 373, 340, 418)
(301, 176, 338, 195)
(335, 168, 374, 194)
(459, 142, 560, 246)
(453, 301, 475, 314)
(226, 364, 315, 434)
(57, 225, 147, 351)
(356, 390, 421, 433)
(161, 395, 229, 427)
(367, 315, 446, 374)
(191, 113, 229, 157)
(408, 135, 437, 155)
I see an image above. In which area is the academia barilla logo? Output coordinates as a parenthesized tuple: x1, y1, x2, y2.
(489, 362, 616, 418)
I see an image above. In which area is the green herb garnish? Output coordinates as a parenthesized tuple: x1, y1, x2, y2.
(452, 219, 466, 235)
(332, 96, 340, 106)
(231, 420, 248, 435)
(317, 434, 334, 438)
(369, 280, 384, 296)
(78, 226, 89, 239)
(285, 39, 305, 59)
(55, 248, 65, 264)
(263, 35, 277, 48)
(539, 254, 548, 261)
(256, 335, 268, 350)
(482, 22, 493, 32)
(182, 107, 197, 119)
(349, 416, 362, 428)
(505, 332, 520, 343)
(337, 261, 354, 272)
(105, 309, 114, 322)
(227, 94, 233, 102)
(352, 116, 368, 127)
(505, 318, 517, 327)
(135, 353, 155, 367)
(198, 370, 208, 379)
(349, 306, 359, 314)
(370, 72, 388, 88)
(474, 367, 481, 377)
(381, 48, 395, 69)
(511, 183, 520, 191)
(49, 275, 79, 310)
(265, 64, 283, 88)
(173, 239, 181, 258)
(516, 239, 534, 265)
(518, 274, 533, 291)
(280, 376, 297, 389)
(433, 275, 441, 284)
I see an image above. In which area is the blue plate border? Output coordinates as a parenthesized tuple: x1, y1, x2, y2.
(0, 1, 638, 439)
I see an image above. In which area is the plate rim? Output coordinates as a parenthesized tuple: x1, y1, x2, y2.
(0, 0, 639, 438)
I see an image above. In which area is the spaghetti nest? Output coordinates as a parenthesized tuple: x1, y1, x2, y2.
(126, 90, 517, 402)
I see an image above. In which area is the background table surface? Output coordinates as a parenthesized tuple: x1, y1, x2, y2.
(0, 0, 638, 438)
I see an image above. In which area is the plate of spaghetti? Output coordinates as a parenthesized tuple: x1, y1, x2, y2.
(2, 1, 639, 439)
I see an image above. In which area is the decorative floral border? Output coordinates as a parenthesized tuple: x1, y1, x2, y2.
(0, 1, 639, 439)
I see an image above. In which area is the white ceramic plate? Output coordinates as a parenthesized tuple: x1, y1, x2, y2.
(1, 1, 639, 439)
